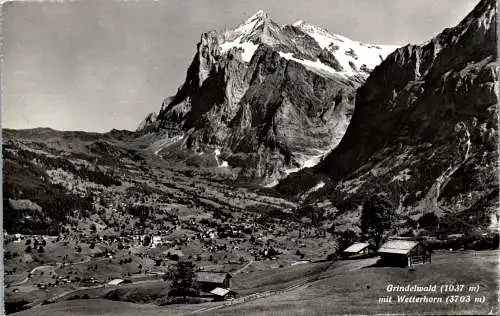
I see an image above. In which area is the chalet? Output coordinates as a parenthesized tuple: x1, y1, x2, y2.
(341, 242, 376, 258)
(195, 272, 232, 292)
(378, 239, 431, 267)
(210, 287, 238, 301)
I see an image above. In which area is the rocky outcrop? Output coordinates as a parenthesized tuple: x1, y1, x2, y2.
(278, 0, 498, 223)
(136, 112, 158, 132)
(144, 11, 396, 181)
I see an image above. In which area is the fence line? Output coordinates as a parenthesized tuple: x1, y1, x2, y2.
(193, 262, 334, 313)
(194, 276, 315, 312)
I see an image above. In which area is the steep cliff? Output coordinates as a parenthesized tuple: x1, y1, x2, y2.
(139, 11, 397, 182)
(279, 0, 498, 227)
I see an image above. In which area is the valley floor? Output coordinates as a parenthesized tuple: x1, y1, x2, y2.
(3, 129, 498, 316)
(12, 249, 499, 316)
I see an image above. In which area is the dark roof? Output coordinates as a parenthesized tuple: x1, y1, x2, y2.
(196, 272, 231, 283)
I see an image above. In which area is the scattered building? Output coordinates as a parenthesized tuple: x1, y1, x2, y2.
(13, 233, 23, 243)
(210, 287, 238, 301)
(107, 278, 125, 286)
(341, 242, 376, 258)
(196, 272, 232, 292)
(151, 236, 163, 248)
(378, 239, 431, 267)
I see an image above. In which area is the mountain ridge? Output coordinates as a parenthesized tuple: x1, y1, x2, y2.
(138, 10, 398, 182)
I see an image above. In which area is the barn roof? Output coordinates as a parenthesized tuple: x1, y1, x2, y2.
(196, 272, 231, 283)
(107, 278, 124, 286)
(210, 287, 230, 296)
(343, 242, 371, 253)
(378, 240, 420, 255)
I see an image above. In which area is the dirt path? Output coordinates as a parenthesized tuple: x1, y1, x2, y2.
(42, 274, 164, 306)
(9, 265, 53, 286)
(10, 276, 29, 286)
(233, 260, 254, 275)
(9, 255, 112, 287)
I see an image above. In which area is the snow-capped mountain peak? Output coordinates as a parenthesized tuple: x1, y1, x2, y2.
(232, 9, 269, 36)
(293, 21, 399, 76)
(219, 10, 271, 62)
(217, 12, 399, 80)
(244, 9, 268, 23)
(154, 11, 403, 179)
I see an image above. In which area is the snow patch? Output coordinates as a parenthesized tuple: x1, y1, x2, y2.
(219, 10, 265, 63)
(294, 22, 398, 76)
(219, 41, 259, 63)
(238, 10, 265, 33)
(278, 52, 339, 77)
(311, 181, 325, 191)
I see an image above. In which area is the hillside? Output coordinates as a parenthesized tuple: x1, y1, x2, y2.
(11, 250, 499, 316)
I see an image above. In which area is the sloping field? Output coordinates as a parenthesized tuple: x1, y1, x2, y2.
(12, 299, 173, 316)
(231, 261, 333, 295)
(205, 250, 498, 315)
(13, 250, 498, 316)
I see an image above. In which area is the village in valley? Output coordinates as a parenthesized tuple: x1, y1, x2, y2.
(2, 0, 499, 315)
(3, 133, 498, 315)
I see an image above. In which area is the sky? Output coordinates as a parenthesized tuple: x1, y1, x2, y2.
(2, 0, 481, 132)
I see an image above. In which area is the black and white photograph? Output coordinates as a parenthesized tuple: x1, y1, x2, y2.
(1, 0, 498, 315)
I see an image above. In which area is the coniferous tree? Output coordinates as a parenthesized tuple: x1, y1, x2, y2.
(360, 193, 395, 248)
(164, 261, 198, 301)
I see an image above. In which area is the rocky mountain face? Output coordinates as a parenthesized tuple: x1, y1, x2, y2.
(139, 11, 397, 182)
(279, 0, 498, 229)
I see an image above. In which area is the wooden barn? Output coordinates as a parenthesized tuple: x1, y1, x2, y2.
(195, 272, 232, 292)
(341, 242, 376, 258)
(378, 239, 431, 267)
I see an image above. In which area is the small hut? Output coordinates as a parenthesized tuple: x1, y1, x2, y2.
(341, 242, 376, 258)
(378, 239, 431, 267)
(195, 272, 232, 292)
(210, 287, 238, 301)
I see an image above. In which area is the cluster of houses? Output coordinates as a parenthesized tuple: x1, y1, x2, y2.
(4, 232, 58, 244)
(341, 238, 432, 267)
